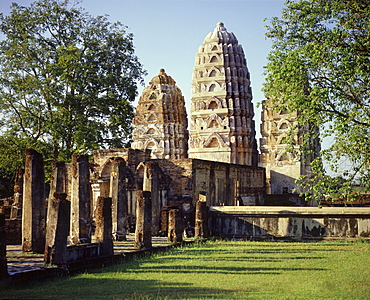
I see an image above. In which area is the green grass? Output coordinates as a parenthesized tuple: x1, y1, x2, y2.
(1, 240, 370, 299)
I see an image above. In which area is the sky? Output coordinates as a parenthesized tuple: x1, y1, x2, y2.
(0, 0, 287, 144)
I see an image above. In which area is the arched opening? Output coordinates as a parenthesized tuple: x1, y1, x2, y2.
(206, 138, 220, 148)
(148, 114, 156, 122)
(148, 104, 155, 111)
(149, 93, 157, 99)
(209, 120, 219, 128)
(209, 70, 216, 77)
(209, 84, 216, 92)
(208, 101, 218, 109)
(211, 45, 218, 51)
(146, 141, 156, 150)
(279, 123, 289, 130)
(147, 128, 155, 134)
(210, 56, 218, 63)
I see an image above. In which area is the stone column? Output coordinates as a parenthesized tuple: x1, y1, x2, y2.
(22, 149, 46, 253)
(168, 208, 183, 243)
(70, 154, 91, 245)
(10, 168, 24, 219)
(135, 191, 152, 249)
(110, 158, 128, 241)
(90, 182, 101, 217)
(92, 197, 113, 256)
(195, 200, 209, 238)
(143, 161, 160, 235)
(44, 161, 70, 265)
(160, 206, 171, 234)
(0, 214, 8, 279)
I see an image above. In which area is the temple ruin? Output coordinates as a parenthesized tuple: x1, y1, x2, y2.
(2, 23, 355, 275)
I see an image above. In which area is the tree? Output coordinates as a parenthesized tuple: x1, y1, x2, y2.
(0, 0, 146, 164)
(263, 0, 370, 201)
(0, 134, 53, 197)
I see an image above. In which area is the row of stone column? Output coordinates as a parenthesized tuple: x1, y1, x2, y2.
(21, 151, 91, 254)
(0, 148, 210, 276)
(135, 192, 209, 249)
(20, 151, 127, 253)
(44, 194, 114, 265)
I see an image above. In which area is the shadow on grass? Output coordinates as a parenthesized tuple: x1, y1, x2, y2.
(2, 278, 247, 299)
(127, 264, 326, 275)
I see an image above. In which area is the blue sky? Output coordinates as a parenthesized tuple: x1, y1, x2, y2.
(1, 0, 287, 143)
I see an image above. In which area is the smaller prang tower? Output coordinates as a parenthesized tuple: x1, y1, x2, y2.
(188, 22, 258, 166)
(259, 100, 320, 194)
(131, 69, 188, 159)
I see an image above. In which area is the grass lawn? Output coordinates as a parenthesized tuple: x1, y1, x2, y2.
(1, 240, 369, 299)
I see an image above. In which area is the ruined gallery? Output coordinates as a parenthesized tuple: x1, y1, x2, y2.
(82, 22, 318, 234)
(2, 23, 370, 271)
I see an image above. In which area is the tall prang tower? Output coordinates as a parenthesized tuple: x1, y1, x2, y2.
(131, 69, 188, 159)
(188, 22, 258, 166)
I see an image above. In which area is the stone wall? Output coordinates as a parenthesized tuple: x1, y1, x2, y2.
(156, 159, 193, 197)
(93, 148, 150, 169)
(209, 206, 370, 240)
(192, 159, 265, 206)
(5, 219, 21, 244)
(156, 158, 266, 207)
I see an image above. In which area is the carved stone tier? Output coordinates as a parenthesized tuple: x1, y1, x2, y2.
(188, 22, 258, 166)
(132, 69, 188, 159)
(259, 100, 320, 194)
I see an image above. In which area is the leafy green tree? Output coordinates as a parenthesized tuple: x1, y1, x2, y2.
(263, 0, 370, 201)
(0, 0, 146, 164)
(0, 134, 53, 197)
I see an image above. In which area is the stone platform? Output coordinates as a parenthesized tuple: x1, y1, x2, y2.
(5, 235, 194, 283)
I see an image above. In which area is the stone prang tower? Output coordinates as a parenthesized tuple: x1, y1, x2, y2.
(131, 69, 188, 159)
(188, 22, 258, 166)
(259, 100, 321, 195)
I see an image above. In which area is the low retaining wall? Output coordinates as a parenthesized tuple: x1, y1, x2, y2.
(209, 206, 370, 241)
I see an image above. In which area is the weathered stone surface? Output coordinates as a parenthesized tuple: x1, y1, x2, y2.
(209, 206, 370, 240)
(195, 200, 209, 238)
(5, 219, 21, 245)
(132, 69, 188, 159)
(44, 161, 70, 265)
(109, 157, 128, 241)
(92, 197, 113, 256)
(0, 214, 8, 278)
(189, 22, 258, 166)
(168, 208, 183, 243)
(10, 168, 24, 219)
(135, 191, 152, 249)
(91, 148, 150, 231)
(22, 149, 46, 253)
(70, 155, 91, 245)
(142, 161, 161, 234)
(259, 100, 320, 198)
(44, 197, 70, 265)
(192, 159, 265, 206)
